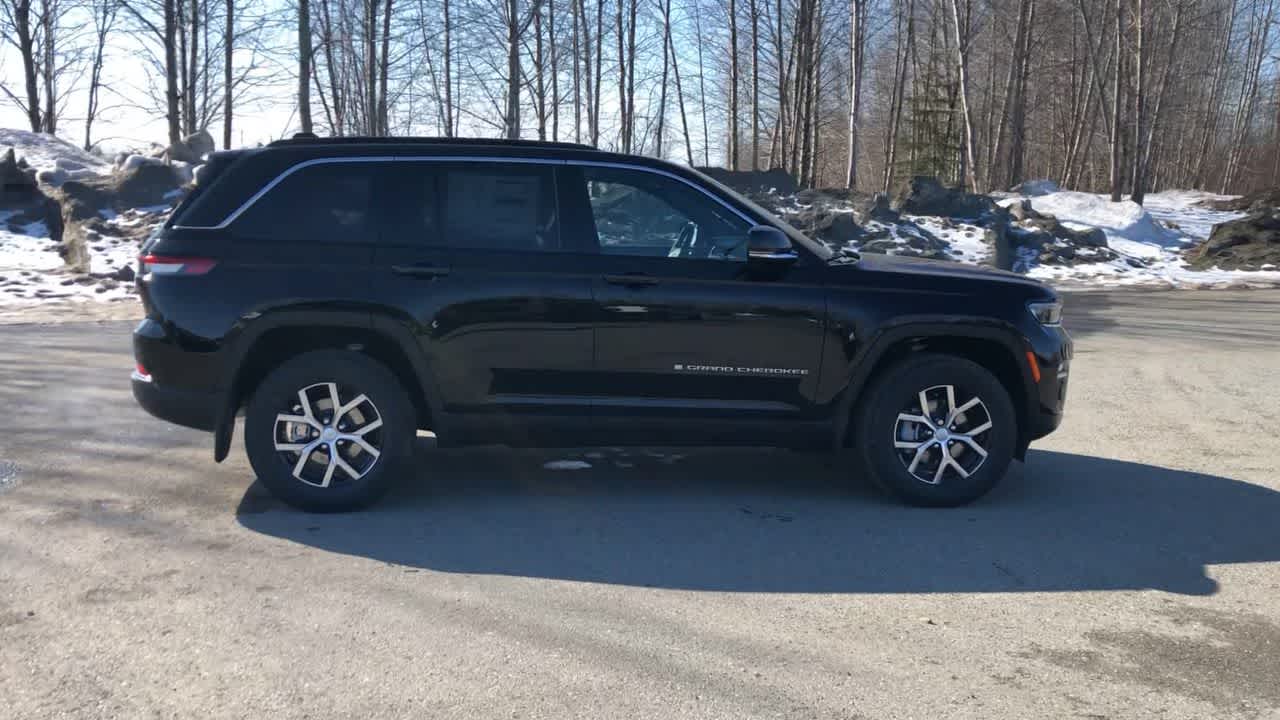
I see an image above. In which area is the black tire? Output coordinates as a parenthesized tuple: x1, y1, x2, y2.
(852, 353, 1017, 507)
(244, 350, 414, 512)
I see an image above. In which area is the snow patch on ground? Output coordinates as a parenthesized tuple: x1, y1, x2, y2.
(0, 129, 110, 174)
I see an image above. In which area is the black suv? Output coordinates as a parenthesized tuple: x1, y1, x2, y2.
(131, 137, 1070, 511)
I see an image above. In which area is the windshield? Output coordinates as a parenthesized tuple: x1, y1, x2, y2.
(684, 166, 835, 261)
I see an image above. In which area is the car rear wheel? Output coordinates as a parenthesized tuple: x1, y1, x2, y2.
(853, 353, 1016, 507)
(244, 350, 413, 512)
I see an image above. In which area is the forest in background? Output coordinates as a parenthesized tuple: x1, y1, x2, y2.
(2, 0, 1279, 200)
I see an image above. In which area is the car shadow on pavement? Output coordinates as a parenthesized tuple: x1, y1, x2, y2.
(236, 446, 1280, 596)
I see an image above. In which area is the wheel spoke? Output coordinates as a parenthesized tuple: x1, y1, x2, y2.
(332, 453, 362, 481)
(896, 412, 932, 426)
(955, 435, 988, 458)
(324, 383, 340, 418)
(319, 448, 337, 487)
(952, 396, 981, 418)
(274, 442, 312, 453)
(346, 436, 381, 458)
(352, 417, 383, 436)
(944, 385, 957, 418)
(907, 443, 931, 473)
(931, 458, 947, 484)
(291, 440, 321, 480)
(276, 413, 319, 430)
(297, 389, 317, 423)
(917, 390, 933, 420)
(963, 420, 993, 436)
(335, 393, 369, 424)
(895, 440, 926, 450)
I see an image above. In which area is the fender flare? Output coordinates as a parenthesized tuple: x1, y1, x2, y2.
(212, 308, 446, 462)
(828, 317, 1033, 452)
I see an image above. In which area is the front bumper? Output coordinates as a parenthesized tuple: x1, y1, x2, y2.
(131, 374, 220, 432)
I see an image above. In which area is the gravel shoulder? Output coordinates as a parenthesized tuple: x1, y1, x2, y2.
(2, 290, 1279, 719)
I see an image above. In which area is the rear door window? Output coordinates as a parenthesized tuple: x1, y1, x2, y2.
(232, 162, 378, 244)
(441, 164, 560, 252)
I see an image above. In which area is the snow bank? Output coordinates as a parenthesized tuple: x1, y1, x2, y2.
(0, 128, 109, 175)
(1029, 191, 1180, 247)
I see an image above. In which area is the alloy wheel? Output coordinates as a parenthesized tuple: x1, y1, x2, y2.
(893, 384, 993, 485)
(272, 382, 384, 488)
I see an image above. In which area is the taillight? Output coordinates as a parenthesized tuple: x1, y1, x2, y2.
(140, 254, 217, 276)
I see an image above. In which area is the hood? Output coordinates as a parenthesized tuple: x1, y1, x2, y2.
(833, 252, 1054, 295)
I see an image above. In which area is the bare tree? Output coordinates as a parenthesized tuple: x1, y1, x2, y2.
(85, 0, 120, 149)
(299, 0, 314, 133)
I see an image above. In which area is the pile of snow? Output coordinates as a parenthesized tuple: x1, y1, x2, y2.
(1010, 190, 1279, 288)
(0, 128, 109, 176)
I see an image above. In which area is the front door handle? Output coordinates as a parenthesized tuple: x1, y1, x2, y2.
(603, 273, 660, 288)
(392, 264, 451, 279)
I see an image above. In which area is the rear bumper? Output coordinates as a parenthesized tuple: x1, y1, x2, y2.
(132, 374, 220, 432)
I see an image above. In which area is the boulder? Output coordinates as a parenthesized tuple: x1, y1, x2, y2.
(893, 176, 999, 218)
(183, 129, 216, 159)
(1187, 210, 1280, 271)
(1, 147, 63, 248)
(1, 147, 37, 194)
(1204, 188, 1280, 213)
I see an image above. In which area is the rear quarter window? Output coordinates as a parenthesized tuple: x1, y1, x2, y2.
(231, 162, 378, 244)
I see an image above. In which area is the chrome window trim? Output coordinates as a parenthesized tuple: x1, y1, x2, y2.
(172, 155, 757, 231)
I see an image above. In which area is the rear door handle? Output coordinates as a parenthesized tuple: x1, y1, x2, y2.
(603, 273, 660, 288)
(392, 264, 451, 279)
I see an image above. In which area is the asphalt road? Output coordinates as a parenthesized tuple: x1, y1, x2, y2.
(3, 289, 1280, 720)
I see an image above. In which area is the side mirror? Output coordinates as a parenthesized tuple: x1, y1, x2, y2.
(747, 225, 798, 264)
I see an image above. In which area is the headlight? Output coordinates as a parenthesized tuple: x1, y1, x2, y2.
(1028, 300, 1063, 326)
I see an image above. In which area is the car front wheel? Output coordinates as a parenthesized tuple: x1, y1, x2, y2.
(854, 354, 1017, 507)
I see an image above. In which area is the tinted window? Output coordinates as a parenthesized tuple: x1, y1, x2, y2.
(443, 165, 559, 251)
(580, 166, 750, 261)
(233, 162, 377, 243)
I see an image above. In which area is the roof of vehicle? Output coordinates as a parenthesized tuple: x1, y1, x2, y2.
(267, 134, 598, 153)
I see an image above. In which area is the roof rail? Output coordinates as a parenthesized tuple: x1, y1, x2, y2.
(270, 134, 597, 151)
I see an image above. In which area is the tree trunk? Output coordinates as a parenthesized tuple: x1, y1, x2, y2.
(506, 0, 521, 138)
(11, 0, 41, 132)
(1130, 0, 1147, 205)
(377, 0, 391, 134)
(656, 0, 671, 158)
(224, 0, 234, 146)
(165, 0, 181, 142)
(948, 0, 979, 192)
(1109, 0, 1124, 201)
(728, 0, 740, 169)
(444, 0, 453, 135)
(670, 13, 694, 165)
(845, 0, 866, 189)
(40, 0, 56, 133)
(299, 0, 313, 133)
(187, 0, 199, 134)
(750, 0, 760, 170)
(694, 1, 710, 165)
(549, 0, 558, 140)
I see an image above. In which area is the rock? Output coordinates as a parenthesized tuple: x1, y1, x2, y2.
(1006, 198, 1043, 222)
(854, 192, 900, 224)
(183, 129, 215, 159)
(36, 167, 68, 187)
(113, 265, 136, 282)
(1, 147, 64, 249)
(1187, 210, 1280, 271)
(893, 176, 999, 218)
(1, 147, 37, 192)
(1204, 188, 1280, 213)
